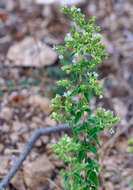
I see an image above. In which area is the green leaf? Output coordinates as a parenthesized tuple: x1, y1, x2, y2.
(88, 118, 97, 124)
(73, 72, 78, 81)
(130, 181, 133, 187)
(87, 127, 104, 140)
(64, 173, 69, 183)
(78, 150, 86, 163)
(129, 138, 133, 145)
(92, 134, 101, 148)
(111, 117, 120, 124)
(86, 157, 99, 172)
(74, 111, 82, 124)
(85, 108, 91, 115)
(87, 142, 99, 160)
(84, 91, 90, 104)
(87, 127, 97, 138)
(89, 171, 99, 189)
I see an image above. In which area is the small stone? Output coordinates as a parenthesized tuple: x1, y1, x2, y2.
(10, 133, 19, 143)
(113, 99, 127, 118)
(7, 37, 57, 67)
(28, 95, 51, 114)
(104, 182, 114, 190)
(0, 156, 10, 175)
(11, 171, 25, 190)
(41, 136, 49, 144)
(24, 155, 54, 190)
(44, 116, 56, 126)
(0, 107, 12, 120)
(32, 117, 43, 126)
(0, 144, 4, 152)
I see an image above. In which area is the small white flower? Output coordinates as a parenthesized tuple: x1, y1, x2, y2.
(52, 112, 56, 117)
(59, 55, 64, 59)
(103, 108, 107, 113)
(77, 8, 81, 12)
(93, 72, 99, 77)
(105, 110, 109, 114)
(66, 33, 71, 37)
(72, 58, 77, 65)
(11, 154, 17, 163)
(104, 110, 108, 114)
(74, 53, 79, 57)
(66, 136, 71, 142)
(52, 45, 56, 50)
(110, 128, 115, 135)
(66, 33, 73, 41)
(80, 48, 84, 52)
(87, 72, 90, 76)
(68, 36, 73, 41)
(99, 95, 103, 99)
(82, 30, 86, 35)
(94, 168, 97, 172)
(91, 113, 96, 117)
(93, 33, 102, 38)
(67, 91, 71, 95)
(98, 107, 102, 110)
(64, 91, 71, 97)
(71, 7, 74, 11)
(63, 92, 67, 97)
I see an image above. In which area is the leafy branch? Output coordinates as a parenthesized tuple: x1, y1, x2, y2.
(50, 6, 120, 190)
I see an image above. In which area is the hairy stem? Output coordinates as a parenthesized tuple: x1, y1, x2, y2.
(79, 70, 87, 181)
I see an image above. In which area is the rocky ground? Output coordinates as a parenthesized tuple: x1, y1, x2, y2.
(0, 0, 133, 189)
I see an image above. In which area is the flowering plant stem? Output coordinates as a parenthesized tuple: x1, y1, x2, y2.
(50, 6, 120, 190)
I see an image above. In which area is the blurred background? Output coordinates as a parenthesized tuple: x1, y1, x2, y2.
(0, 0, 133, 189)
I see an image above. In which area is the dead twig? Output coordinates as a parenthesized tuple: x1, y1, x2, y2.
(0, 124, 71, 190)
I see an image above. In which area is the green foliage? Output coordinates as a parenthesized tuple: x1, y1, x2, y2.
(50, 6, 119, 190)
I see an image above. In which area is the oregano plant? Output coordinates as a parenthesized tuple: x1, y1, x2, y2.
(50, 6, 120, 190)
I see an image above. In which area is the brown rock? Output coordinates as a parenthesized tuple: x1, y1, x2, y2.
(104, 182, 114, 190)
(28, 95, 51, 114)
(10, 132, 19, 143)
(110, 84, 129, 98)
(0, 144, 4, 152)
(0, 107, 12, 120)
(113, 99, 127, 118)
(0, 156, 10, 175)
(12, 120, 22, 132)
(7, 37, 57, 67)
(11, 171, 26, 190)
(32, 117, 44, 126)
(24, 155, 54, 190)
(41, 135, 49, 144)
(44, 116, 57, 126)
